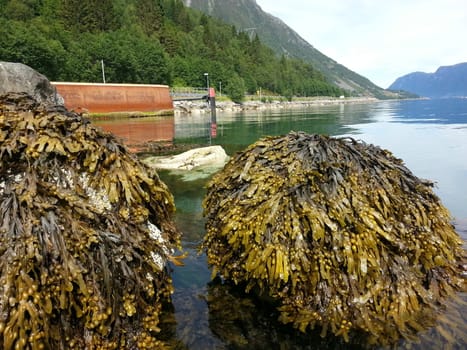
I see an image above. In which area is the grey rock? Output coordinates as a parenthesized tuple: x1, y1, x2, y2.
(0, 61, 63, 105)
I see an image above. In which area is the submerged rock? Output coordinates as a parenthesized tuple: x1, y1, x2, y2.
(143, 145, 229, 171)
(143, 145, 229, 181)
(202, 131, 466, 347)
(0, 92, 180, 349)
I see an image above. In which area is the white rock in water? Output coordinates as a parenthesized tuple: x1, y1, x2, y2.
(144, 145, 229, 171)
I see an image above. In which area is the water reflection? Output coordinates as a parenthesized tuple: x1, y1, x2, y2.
(206, 279, 467, 350)
(390, 98, 467, 124)
(169, 99, 467, 220)
(203, 278, 365, 350)
(93, 116, 174, 151)
(342, 101, 467, 219)
(203, 103, 381, 154)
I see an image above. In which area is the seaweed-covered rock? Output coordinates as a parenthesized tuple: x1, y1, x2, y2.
(202, 131, 466, 346)
(0, 93, 180, 349)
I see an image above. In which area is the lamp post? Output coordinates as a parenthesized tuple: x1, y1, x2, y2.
(204, 72, 209, 92)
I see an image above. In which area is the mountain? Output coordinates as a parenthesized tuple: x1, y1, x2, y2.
(182, 0, 395, 98)
(388, 62, 467, 98)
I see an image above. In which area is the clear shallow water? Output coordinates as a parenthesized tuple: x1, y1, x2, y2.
(101, 99, 467, 348)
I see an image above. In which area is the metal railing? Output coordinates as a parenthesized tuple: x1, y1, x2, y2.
(170, 87, 208, 100)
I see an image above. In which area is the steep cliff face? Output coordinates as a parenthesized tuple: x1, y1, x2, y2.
(183, 0, 394, 98)
(389, 62, 467, 98)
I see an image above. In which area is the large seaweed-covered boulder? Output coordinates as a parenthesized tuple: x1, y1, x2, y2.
(0, 93, 180, 349)
(202, 131, 466, 346)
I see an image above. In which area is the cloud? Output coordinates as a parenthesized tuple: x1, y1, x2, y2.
(256, 0, 467, 88)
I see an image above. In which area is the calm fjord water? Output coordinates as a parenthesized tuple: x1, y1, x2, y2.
(172, 98, 467, 219)
(98, 98, 467, 348)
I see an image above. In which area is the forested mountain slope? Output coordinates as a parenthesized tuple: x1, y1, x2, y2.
(183, 0, 398, 98)
(0, 0, 346, 101)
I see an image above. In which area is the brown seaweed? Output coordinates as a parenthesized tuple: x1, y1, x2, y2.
(0, 93, 181, 349)
(202, 131, 466, 347)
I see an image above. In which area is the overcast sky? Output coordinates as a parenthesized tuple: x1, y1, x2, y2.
(255, 0, 467, 88)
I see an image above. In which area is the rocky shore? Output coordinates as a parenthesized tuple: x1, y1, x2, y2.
(174, 96, 379, 115)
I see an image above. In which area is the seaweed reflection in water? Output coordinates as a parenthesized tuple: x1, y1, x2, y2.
(165, 272, 466, 349)
(158, 184, 466, 349)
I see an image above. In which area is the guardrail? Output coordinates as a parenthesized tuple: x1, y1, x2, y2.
(170, 87, 208, 100)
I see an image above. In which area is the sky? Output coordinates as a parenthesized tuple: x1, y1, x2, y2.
(255, 0, 467, 88)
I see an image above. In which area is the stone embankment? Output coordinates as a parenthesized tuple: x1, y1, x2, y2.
(173, 97, 378, 115)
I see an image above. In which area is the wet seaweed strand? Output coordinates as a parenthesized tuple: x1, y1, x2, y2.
(202, 131, 466, 347)
(0, 93, 180, 349)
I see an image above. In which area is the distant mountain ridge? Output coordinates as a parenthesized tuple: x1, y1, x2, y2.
(183, 0, 397, 99)
(389, 63, 467, 98)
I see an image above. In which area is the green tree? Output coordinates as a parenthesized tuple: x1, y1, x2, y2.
(159, 23, 181, 56)
(2, 0, 38, 20)
(0, 19, 67, 79)
(61, 0, 118, 32)
(226, 74, 246, 103)
(89, 29, 169, 84)
(38, 0, 61, 20)
(136, 0, 164, 35)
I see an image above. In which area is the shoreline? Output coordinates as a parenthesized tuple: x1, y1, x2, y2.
(173, 96, 380, 115)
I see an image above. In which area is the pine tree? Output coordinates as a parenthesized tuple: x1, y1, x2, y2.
(136, 0, 164, 35)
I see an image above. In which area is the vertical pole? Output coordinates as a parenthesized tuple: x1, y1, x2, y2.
(101, 59, 106, 84)
(204, 73, 209, 92)
(209, 88, 217, 144)
(204, 73, 210, 144)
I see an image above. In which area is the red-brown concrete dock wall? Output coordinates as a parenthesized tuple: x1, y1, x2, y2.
(51, 82, 173, 114)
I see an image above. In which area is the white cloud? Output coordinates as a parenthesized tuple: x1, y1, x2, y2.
(256, 0, 467, 88)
